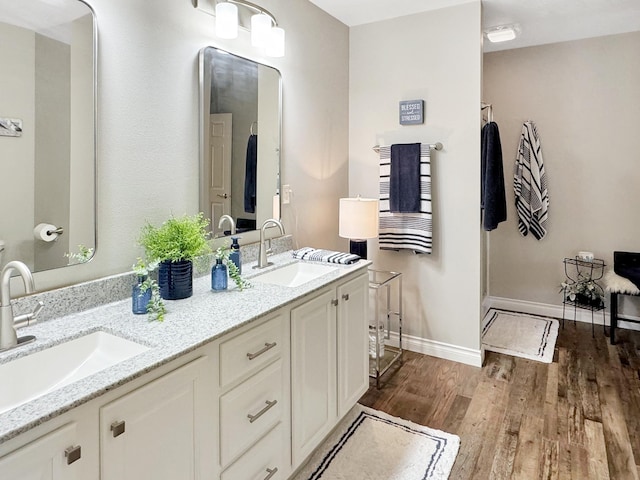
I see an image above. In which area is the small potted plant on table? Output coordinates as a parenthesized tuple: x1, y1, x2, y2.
(138, 213, 211, 300)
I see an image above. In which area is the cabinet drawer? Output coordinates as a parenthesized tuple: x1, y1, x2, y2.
(219, 313, 284, 389)
(221, 423, 288, 480)
(220, 360, 284, 467)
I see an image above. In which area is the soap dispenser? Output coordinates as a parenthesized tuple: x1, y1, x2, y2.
(229, 237, 241, 274)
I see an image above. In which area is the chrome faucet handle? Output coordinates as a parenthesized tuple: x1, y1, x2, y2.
(14, 300, 44, 328)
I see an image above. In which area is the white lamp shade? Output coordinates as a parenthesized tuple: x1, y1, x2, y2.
(251, 13, 272, 47)
(339, 197, 379, 240)
(216, 2, 238, 39)
(265, 26, 285, 58)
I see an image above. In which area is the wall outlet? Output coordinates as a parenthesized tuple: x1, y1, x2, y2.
(282, 185, 292, 204)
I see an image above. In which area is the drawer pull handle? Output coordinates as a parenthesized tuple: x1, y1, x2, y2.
(342, 293, 350, 301)
(64, 445, 82, 465)
(247, 399, 278, 423)
(247, 342, 277, 360)
(264, 467, 278, 480)
(111, 420, 126, 438)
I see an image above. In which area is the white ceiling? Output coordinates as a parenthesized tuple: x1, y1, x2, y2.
(308, 0, 640, 52)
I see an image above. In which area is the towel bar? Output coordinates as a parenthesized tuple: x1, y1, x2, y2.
(372, 142, 443, 153)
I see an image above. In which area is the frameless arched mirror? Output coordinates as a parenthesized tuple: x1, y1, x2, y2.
(199, 47, 281, 239)
(0, 0, 96, 272)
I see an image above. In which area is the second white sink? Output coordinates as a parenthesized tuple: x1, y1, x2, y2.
(253, 262, 337, 288)
(0, 331, 149, 414)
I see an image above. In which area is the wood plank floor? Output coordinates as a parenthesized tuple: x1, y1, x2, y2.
(359, 320, 640, 480)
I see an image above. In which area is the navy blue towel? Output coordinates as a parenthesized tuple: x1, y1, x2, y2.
(389, 143, 421, 213)
(481, 122, 507, 231)
(244, 134, 257, 213)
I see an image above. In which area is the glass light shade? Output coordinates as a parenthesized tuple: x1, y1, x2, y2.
(339, 197, 379, 240)
(266, 26, 285, 57)
(251, 13, 272, 47)
(216, 2, 238, 39)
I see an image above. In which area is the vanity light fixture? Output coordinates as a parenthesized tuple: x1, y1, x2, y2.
(215, 1, 238, 39)
(484, 24, 520, 43)
(214, 0, 285, 57)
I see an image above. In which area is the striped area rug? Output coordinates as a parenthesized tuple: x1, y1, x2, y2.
(482, 309, 559, 363)
(294, 405, 459, 480)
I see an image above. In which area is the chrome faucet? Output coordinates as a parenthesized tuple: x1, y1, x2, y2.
(0, 261, 43, 351)
(218, 215, 236, 236)
(255, 219, 285, 269)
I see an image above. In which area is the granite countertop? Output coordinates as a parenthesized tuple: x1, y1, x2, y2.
(0, 251, 369, 444)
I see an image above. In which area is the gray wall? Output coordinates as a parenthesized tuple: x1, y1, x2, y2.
(484, 31, 640, 316)
(349, 2, 483, 364)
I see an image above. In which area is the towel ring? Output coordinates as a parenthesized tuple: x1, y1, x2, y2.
(250, 121, 258, 135)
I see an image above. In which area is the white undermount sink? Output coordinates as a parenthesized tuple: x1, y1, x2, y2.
(253, 262, 337, 288)
(0, 331, 149, 414)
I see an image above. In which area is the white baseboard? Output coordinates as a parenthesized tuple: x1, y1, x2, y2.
(483, 295, 640, 332)
(385, 332, 482, 368)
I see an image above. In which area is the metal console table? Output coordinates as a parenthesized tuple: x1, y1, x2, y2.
(368, 269, 403, 388)
(561, 257, 606, 337)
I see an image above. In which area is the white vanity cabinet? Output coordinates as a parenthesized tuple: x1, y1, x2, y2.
(217, 310, 291, 479)
(291, 271, 369, 468)
(0, 422, 85, 480)
(100, 356, 215, 480)
(0, 352, 216, 480)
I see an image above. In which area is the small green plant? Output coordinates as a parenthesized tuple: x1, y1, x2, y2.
(215, 244, 251, 291)
(132, 258, 166, 322)
(560, 276, 604, 306)
(65, 244, 94, 264)
(138, 213, 211, 264)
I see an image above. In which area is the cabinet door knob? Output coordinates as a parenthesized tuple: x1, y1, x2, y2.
(247, 399, 278, 423)
(331, 299, 339, 306)
(342, 293, 350, 301)
(111, 420, 126, 438)
(64, 445, 82, 465)
(264, 467, 278, 480)
(247, 341, 277, 360)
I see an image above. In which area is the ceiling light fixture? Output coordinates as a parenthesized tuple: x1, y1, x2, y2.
(484, 24, 520, 43)
(214, 0, 285, 57)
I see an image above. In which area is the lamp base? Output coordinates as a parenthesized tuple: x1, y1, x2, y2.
(349, 239, 368, 259)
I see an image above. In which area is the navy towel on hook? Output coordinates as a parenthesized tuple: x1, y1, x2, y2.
(481, 122, 507, 230)
(244, 134, 258, 213)
(389, 143, 421, 213)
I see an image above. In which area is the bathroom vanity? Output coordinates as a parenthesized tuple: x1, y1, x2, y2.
(0, 252, 369, 479)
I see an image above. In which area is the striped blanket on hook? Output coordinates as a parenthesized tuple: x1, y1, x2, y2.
(378, 144, 433, 254)
(514, 121, 548, 240)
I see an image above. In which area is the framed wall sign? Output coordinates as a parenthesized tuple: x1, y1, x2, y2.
(399, 100, 424, 125)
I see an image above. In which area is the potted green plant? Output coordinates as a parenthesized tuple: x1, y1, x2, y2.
(138, 213, 211, 300)
(560, 278, 605, 308)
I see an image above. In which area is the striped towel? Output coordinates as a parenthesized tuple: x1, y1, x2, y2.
(514, 121, 548, 240)
(292, 247, 361, 265)
(379, 144, 432, 254)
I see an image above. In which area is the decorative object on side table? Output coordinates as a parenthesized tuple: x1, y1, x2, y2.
(560, 256, 605, 336)
(138, 213, 211, 300)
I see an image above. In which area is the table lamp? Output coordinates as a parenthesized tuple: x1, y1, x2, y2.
(339, 197, 379, 259)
